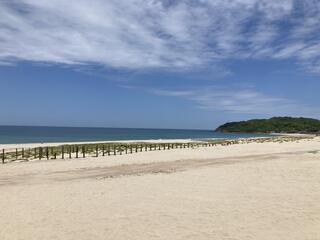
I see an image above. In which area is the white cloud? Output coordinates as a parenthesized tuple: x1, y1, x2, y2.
(0, 0, 320, 71)
(151, 86, 319, 117)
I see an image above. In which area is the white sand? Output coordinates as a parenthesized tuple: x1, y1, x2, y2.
(0, 137, 320, 240)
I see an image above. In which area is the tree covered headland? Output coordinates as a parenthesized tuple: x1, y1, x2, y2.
(215, 117, 320, 133)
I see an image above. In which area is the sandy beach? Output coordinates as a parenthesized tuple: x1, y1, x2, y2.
(1, 137, 320, 240)
(2, 1, 320, 239)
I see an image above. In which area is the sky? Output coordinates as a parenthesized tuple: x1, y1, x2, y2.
(0, 0, 319, 130)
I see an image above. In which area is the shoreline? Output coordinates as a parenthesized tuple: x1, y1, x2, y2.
(0, 134, 314, 151)
(0, 139, 201, 150)
(269, 132, 317, 137)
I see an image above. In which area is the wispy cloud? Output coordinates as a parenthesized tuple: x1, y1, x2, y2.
(151, 86, 319, 117)
(0, 0, 320, 71)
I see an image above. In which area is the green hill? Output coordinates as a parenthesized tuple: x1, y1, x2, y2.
(215, 117, 320, 133)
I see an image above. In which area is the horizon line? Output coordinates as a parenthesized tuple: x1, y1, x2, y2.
(0, 124, 214, 131)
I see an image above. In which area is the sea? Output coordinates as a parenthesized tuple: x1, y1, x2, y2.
(0, 126, 271, 144)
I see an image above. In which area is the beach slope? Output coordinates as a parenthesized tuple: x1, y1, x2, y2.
(0, 137, 320, 240)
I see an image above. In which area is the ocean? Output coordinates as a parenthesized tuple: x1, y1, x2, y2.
(0, 126, 270, 144)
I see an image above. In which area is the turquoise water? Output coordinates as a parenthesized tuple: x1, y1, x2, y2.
(0, 126, 270, 144)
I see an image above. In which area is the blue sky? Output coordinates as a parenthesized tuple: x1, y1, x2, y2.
(0, 0, 319, 129)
